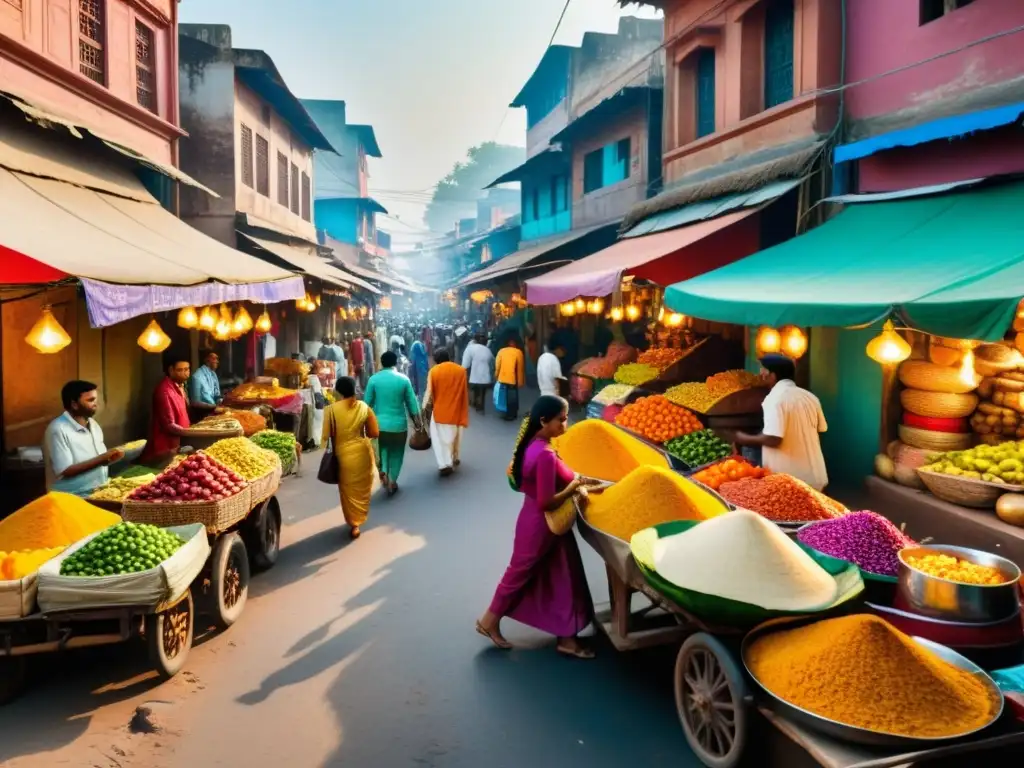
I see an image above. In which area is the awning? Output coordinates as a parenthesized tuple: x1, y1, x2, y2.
(835, 101, 1024, 164)
(237, 233, 381, 294)
(321, 236, 422, 292)
(663, 180, 1024, 342)
(485, 147, 565, 188)
(456, 224, 615, 289)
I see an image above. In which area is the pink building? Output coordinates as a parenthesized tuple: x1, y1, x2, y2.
(840, 0, 1024, 192)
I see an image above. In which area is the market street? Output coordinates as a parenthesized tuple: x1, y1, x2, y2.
(0, 402, 700, 768)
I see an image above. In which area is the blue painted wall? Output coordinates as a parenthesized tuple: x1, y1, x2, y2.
(521, 173, 571, 241)
(315, 198, 360, 244)
(520, 47, 572, 128)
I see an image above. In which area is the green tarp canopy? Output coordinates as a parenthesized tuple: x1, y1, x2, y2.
(663, 181, 1024, 341)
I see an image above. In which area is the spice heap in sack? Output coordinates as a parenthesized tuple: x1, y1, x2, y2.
(637, 347, 685, 370)
(205, 436, 280, 480)
(613, 363, 660, 386)
(585, 466, 725, 541)
(746, 614, 1001, 738)
(228, 381, 297, 401)
(615, 395, 703, 443)
(691, 457, 769, 490)
(719, 473, 847, 523)
(648, 510, 838, 610)
(250, 430, 298, 467)
(59, 522, 185, 576)
(1, 546, 66, 580)
(577, 357, 618, 379)
(797, 511, 914, 577)
(553, 420, 668, 482)
(0, 492, 120, 551)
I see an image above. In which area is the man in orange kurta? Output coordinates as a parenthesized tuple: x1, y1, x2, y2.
(423, 348, 469, 476)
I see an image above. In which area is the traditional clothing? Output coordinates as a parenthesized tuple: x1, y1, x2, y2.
(423, 361, 469, 471)
(488, 437, 593, 636)
(322, 399, 379, 528)
(364, 368, 420, 485)
(409, 340, 429, 397)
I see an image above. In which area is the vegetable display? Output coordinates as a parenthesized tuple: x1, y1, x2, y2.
(59, 522, 185, 576)
(613, 363, 660, 386)
(615, 395, 703, 444)
(691, 457, 769, 491)
(250, 430, 298, 467)
(664, 429, 731, 467)
(921, 441, 1024, 484)
(89, 474, 157, 503)
(205, 436, 279, 480)
(128, 453, 247, 503)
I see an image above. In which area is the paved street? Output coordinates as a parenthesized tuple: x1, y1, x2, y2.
(0, 405, 699, 768)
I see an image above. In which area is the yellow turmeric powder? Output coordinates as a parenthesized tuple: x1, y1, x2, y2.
(584, 465, 726, 541)
(0, 492, 120, 552)
(746, 615, 1000, 738)
(553, 420, 669, 482)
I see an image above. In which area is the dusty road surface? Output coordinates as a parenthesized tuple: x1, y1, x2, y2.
(0, 407, 700, 768)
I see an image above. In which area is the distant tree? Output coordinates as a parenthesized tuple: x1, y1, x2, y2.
(425, 142, 525, 232)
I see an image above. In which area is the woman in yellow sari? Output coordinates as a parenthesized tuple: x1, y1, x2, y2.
(322, 376, 380, 539)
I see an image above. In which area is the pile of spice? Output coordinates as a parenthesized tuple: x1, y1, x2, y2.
(746, 615, 1001, 738)
(0, 493, 121, 552)
(553, 420, 669, 481)
(903, 550, 1012, 585)
(613, 363, 660, 386)
(719, 474, 847, 523)
(637, 348, 685, 370)
(651, 510, 838, 610)
(797, 511, 914, 577)
(585, 465, 725, 541)
(692, 458, 770, 490)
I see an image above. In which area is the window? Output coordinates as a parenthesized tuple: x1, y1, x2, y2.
(583, 149, 603, 194)
(764, 0, 795, 110)
(135, 21, 156, 112)
(615, 138, 631, 180)
(301, 172, 311, 221)
(78, 0, 105, 86)
(260, 104, 271, 126)
(920, 0, 974, 24)
(255, 135, 269, 197)
(290, 162, 300, 215)
(695, 48, 716, 138)
(240, 125, 254, 188)
(277, 152, 289, 206)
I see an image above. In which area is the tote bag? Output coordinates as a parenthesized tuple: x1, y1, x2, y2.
(493, 383, 507, 413)
(317, 407, 340, 484)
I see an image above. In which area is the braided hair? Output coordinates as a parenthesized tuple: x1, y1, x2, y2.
(506, 415, 532, 491)
(508, 395, 568, 491)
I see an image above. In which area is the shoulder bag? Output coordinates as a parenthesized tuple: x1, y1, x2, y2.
(317, 406, 340, 485)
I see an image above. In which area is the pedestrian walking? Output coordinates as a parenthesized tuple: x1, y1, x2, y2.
(364, 351, 421, 497)
(422, 348, 469, 477)
(494, 338, 526, 421)
(409, 336, 429, 398)
(536, 338, 567, 398)
(462, 332, 494, 414)
(322, 376, 380, 540)
(476, 395, 595, 658)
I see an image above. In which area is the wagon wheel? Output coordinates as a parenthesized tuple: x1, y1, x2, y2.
(243, 497, 282, 572)
(209, 533, 250, 630)
(675, 633, 749, 768)
(146, 589, 194, 680)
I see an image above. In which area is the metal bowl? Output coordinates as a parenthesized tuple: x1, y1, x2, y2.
(742, 618, 1005, 748)
(898, 545, 1022, 624)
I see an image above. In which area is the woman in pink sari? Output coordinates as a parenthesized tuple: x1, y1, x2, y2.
(476, 395, 595, 658)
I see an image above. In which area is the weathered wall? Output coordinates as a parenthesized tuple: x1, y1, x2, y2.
(527, 98, 569, 158)
(570, 17, 663, 118)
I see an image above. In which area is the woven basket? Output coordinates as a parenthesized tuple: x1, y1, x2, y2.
(900, 388, 978, 419)
(901, 411, 970, 433)
(249, 464, 282, 506)
(123, 486, 252, 534)
(898, 361, 979, 394)
(898, 424, 973, 452)
(916, 469, 1009, 509)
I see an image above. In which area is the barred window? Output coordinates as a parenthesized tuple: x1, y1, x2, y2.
(277, 152, 289, 206)
(301, 172, 311, 222)
(78, 0, 105, 86)
(256, 135, 270, 197)
(290, 162, 300, 215)
(135, 20, 156, 112)
(240, 125, 254, 188)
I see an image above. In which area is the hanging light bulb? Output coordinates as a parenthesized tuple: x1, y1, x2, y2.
(234, 305, 253, 332)
(314, 294, 322, 307)
(177, 306, 199, 330)
(755, 326, 782, 357)
(610, 306, 624, 322)
(865, 320, 912, 365)
(667, 312, 685, 328)
(219, 304, 232, 325)
(25, 306, 71, 354)
(137, 318, 171, 353)
(959, 346, 979, 389)
(574, 297, 586, 313)
(255, 307, 272, 333)
(780, 325, 808, 360)
(587, 298, 605, 315)
(559, 302, 576, 317)
(658, 306, 665, 323)
(213, 318, 232, 341)
(625, 304, 641, 322)
(198, 306, 217, 331)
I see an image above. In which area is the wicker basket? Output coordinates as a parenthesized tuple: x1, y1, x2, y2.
(898, 424, 972, 452)
(898, 360, 979, 394)
(249, 464, 282, 506)
(900, 389, 978, 419)
(123, 486, 252, 534)
(916, 469, 1011, 509)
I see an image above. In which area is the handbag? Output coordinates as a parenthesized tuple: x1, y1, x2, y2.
(545, 495, 578, 536)
(317, 408, 340, 485)
(493, 383, 507, 413)
(409, 425, 431, 451)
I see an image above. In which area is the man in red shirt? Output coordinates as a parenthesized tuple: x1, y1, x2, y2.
(348, 333, 365, 381)
(142, 353, 192, 463)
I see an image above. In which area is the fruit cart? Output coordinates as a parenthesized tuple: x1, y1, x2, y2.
(574, 513, 1024, 767)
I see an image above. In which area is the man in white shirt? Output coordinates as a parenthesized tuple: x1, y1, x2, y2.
(537, 338, 567, 398)
(462, 333, 495, 414)
(735, 354, 829, 490)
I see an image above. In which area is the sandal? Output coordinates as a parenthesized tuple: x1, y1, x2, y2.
(475, 621, 512, 650)
(556, 643, 595, 660)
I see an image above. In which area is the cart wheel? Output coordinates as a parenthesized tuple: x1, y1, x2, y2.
(0, 657, 27, 706)
(209, 532, 249, 629)
(146, 589, 194, 680)
(675, 633, 748, 768)
(245, 497, 282, 572)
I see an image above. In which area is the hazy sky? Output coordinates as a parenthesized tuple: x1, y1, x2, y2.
(179, 0, 661, 242)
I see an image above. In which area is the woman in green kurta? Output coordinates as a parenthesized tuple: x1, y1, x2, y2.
(364, 351, 422, 496)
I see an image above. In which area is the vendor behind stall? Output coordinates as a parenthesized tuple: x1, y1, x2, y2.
(142, 352, 192, 463)
(188, 349, 222, 418)
(735, 354, 828, 491)
(43, 380, 124, 497)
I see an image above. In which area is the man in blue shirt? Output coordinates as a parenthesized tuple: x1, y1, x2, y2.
(189, 349, 222, 416)
(43, 380, 124, 497)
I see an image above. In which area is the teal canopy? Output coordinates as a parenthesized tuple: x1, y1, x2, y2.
(663, 182, 1024, 341)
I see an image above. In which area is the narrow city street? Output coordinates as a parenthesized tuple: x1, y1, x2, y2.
(0, 405, 697, 768)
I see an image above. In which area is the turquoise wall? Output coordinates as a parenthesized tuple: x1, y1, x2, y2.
(522, 211, 571, 241)
(314, 199, 359, 244)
